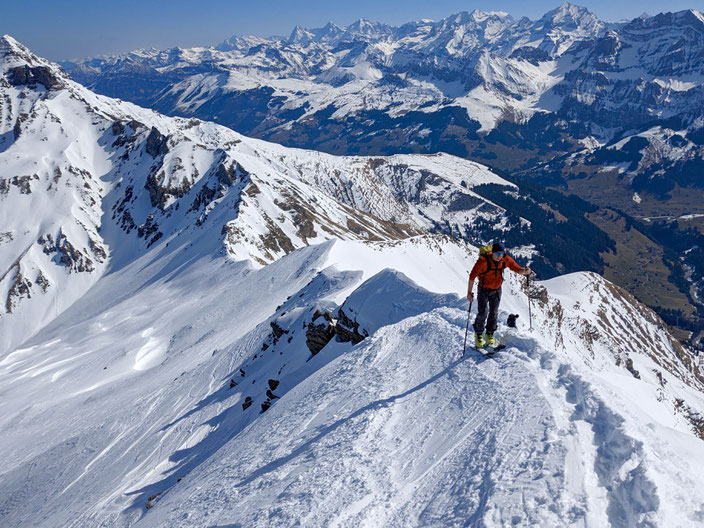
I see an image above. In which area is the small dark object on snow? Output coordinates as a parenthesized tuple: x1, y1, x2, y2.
(242, 396, 253, 410)
(266, 389, 279, 400)
(507, 314, 519, 328)
(229, 379, 237, 388)
(260, 401, 271, 413)
(145, 491, 163, 509)
(239, 368, 246, 377)
(480, 344, 507, 358)
(267, 379, 279, 390)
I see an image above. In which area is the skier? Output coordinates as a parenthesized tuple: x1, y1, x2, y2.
(466, 243, 531, 348)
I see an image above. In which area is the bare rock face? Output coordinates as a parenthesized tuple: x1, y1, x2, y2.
(137, 214, 162, 247)
(5, 263, 32, 313)
(305, 310, 336, 355)
(38, 233, 95, 273)
(215, 161, 241, 187)
(335, 308, 367, 344)
(625, 357, 641, 379)
(1, 174, 39, 194)
(7, 65, 63, 90)
(144, 171, 192, 210)
(305, 308, 368, 356)
(111, 121, 125, 136)
(145, 126, 168, 158)
(35, 271, 50, 293)
(270, 321, 288, 341)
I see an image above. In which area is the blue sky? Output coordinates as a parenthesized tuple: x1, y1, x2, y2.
(1, 0, 697, 60)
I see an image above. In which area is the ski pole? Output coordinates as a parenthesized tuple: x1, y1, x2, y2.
(526, 274, 533, 331)
(462, 300, 472, 358)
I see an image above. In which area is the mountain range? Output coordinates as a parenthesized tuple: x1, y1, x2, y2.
(1, 10, 704, 528)
(62, 3, 704, 340)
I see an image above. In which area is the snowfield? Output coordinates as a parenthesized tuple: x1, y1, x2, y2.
(2, 237, 704, 527)
(1, 34, 704, 528)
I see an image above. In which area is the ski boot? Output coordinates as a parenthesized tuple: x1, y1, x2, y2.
(485, 333, 496, 347)
(474, 332, 485, 348)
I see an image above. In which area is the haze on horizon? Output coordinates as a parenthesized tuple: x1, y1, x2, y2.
(1, 0, 698, 61)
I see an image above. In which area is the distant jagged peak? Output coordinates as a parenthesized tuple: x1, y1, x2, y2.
(440, 10, 513, 27)
(215, 34, 274, 52)
(539, 2, 602, 30)
(623, 8, 704, 32)
(287, 17, 395, 46)
(468, 9, 513, 23)
(288, 24, 315, 44)
(693, 9, 704, 24)
(347, 17, 389, 33)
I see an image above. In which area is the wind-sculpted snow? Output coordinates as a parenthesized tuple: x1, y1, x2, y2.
(1, 236, 703, 527)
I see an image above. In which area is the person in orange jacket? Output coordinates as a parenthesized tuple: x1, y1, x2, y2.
(467, 243, 531, 348)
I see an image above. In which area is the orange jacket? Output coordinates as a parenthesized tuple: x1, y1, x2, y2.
(469, 253, 523, 290)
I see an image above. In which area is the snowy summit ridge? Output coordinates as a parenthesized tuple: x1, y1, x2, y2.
(0, 36, 703, 528)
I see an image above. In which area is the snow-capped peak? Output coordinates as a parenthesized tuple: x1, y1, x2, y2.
(287, 24, 314, 44)
(542, 2, 598, 27)
(469, 9, 512, 23)
(0, 34, 42, 68)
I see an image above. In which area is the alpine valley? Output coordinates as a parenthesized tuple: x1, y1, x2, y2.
(64, 3, 704, 340)
(1, 7, 704, 528)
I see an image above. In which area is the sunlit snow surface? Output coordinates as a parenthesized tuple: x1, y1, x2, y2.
(1, 236, 704, 527)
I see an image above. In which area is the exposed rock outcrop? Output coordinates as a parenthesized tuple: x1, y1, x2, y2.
(305, 310, 336, 355)
(335, 308, 367, 344)
(7, 65, 63, 90)
(5, 263, 32, 313)
(137, 214, 163, 247)
(145, 126, 168, 158)
(305, 308, 368, 356)
(38, 233, 96, 273)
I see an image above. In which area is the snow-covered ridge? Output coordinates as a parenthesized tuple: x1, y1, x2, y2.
(0, 35, 512, 354)
(0, 233, 702, 526)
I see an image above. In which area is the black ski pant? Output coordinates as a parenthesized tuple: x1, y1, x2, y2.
(473, 287, 501, 335)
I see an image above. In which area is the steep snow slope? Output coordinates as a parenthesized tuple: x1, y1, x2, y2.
(0, 35, 513, 355)
(1, 235, 702, 527)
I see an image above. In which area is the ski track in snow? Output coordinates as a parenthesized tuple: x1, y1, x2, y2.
(129, 307, 659, 528)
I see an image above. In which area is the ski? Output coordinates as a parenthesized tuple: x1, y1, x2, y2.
(477, 344, 507, 358)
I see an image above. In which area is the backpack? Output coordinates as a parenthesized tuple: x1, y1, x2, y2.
(479, 244, 493, 257)
(477, 244, 506, 288)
